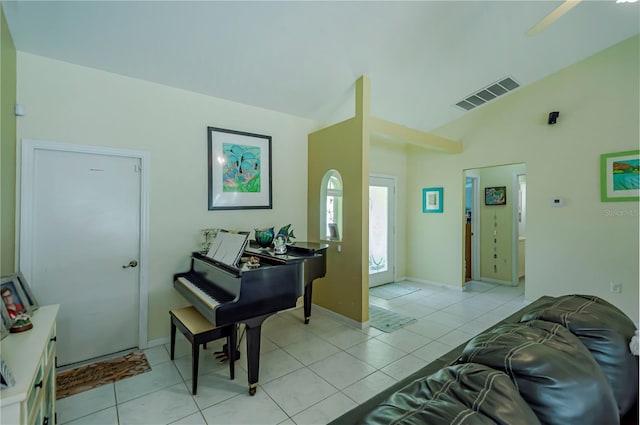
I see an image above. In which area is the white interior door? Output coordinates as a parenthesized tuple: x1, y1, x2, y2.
(21, 144, 143, 366)
(369, 175, 395, 287)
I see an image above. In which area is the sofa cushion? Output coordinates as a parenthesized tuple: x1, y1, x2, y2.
(362, 363, 540, 425)
(520, 294, 638, 415)
(460, 319, 618, 425)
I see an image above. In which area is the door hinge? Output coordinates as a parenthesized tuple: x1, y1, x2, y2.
(134, 164, 142, 173)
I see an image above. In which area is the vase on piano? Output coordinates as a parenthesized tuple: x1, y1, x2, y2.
(254, 227, 275, 248)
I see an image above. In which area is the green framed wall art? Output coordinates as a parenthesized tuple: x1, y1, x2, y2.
(600, 150, 639, 202)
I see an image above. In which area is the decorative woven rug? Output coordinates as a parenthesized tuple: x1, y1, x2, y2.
(56, 352, 151, 399)
(370, 283, 421, 300)
(369, 305, 417, 333)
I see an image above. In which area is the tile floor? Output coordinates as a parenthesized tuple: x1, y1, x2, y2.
(57, 280, 527, 425)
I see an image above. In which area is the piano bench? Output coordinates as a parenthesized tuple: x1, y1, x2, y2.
(169, 306, 237, 395)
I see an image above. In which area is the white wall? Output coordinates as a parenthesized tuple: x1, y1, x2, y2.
(16, 53, 320, 340)
(406, 36, 639, 321)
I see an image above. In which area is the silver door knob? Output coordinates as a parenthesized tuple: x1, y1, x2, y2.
(122, 260, 138, 269)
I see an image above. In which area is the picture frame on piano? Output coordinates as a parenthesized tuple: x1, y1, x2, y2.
(207, 126, 273, 210)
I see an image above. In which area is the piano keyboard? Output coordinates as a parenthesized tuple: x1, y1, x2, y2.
(176, 277, 221, 309)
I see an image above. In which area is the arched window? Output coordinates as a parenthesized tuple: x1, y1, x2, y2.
(320, 170, 343, 241)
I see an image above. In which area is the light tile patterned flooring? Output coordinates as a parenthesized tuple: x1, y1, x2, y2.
(57, 280, 527, 424)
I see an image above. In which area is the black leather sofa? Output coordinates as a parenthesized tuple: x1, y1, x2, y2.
(330, 295, 638, 425)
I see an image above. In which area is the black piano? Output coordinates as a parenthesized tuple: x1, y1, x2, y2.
(173, 242, 327, 395)
(245, 242, 328, 324)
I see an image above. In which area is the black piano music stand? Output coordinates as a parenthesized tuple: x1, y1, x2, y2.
(169, 306, 237, 395)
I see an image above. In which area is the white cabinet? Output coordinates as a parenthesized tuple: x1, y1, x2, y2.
(1, 305, 59, 425)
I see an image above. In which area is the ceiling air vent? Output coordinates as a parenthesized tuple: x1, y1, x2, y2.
(455, 77, 520, 111)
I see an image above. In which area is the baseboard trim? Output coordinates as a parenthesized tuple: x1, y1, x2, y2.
(311, 304, 370, 330)
(404, 277, 464, 292)
(479, 277, 517, 286)
(146, 336, 170, 348)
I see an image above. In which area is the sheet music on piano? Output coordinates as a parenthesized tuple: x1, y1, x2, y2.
(206, 231, 248, 267)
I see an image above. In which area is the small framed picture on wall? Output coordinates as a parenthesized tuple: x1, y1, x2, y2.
(600, 150, 639, 202)
(423, 187, 443, 213)
(485, 186, 507, 206)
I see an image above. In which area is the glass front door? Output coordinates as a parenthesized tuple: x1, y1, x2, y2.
(369, 175, 395, 287)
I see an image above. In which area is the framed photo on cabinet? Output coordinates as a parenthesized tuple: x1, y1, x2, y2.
(0, 278, 31, 322)
(1, 272, 38, 313)
(1, 274, 35, 333)
(0, 311, 10, 340)
(0, 355, 15, 389)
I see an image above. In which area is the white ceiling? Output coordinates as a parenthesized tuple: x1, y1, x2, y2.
(3, 1, 639, 132)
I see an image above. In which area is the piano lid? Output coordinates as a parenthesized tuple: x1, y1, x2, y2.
(285, 241, 329, 253)
(245, 240, 328, 258)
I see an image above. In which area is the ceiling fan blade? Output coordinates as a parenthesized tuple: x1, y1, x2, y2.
(526, 0, 582, 36)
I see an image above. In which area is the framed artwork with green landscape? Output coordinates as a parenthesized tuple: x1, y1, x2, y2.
(208, 126, 272, 210)
(600, 150, 639, 202)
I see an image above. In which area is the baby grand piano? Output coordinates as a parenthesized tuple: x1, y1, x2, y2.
(173, 242, 327, 395)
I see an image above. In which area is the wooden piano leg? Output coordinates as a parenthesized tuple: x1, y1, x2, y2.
(304, 282, 313, 324)
(244, 315, 269, 396)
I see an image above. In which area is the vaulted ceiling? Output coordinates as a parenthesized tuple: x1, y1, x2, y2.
(3, 1, 639, 132)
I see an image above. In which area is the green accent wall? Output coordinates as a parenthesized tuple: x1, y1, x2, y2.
(308, 116, 369, 322)
(0, 4, 17, 275)
(308, 75, 454, 324)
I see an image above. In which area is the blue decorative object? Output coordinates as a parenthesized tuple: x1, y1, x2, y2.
(277, 224, 296, 244)
(254, 227, 274, 248)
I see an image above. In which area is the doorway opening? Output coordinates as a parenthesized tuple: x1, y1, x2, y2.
(516, 173, 527, 283)
(369, 175, 396, 288)
(463, 163, 526, 287)
(464, 172, 480, 282)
